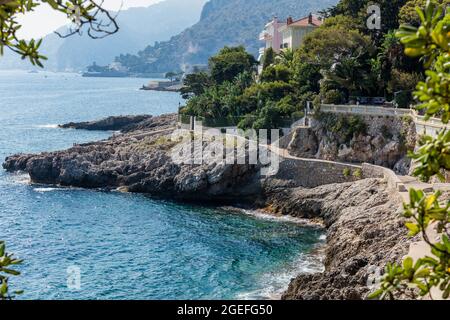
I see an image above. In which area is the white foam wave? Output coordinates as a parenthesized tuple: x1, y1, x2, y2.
(34, 187, 59, 193)
(240, 209, 323, 227)
(35, 124, 59, 129)
(10, 173, 31, 185)
(236, 252, 325, 300)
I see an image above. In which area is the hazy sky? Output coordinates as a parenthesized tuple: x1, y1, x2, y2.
(17, 0, 162, 40)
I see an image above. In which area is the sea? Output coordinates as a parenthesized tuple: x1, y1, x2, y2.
(0, 70, 324, 300)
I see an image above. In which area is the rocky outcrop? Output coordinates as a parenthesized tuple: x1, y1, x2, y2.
(262, 178, 412, 300)
(288, 114, 416, 174)
(4, 114, 261, 202)
(59, 115, 154, 131)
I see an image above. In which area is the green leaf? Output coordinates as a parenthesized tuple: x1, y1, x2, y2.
(368, 288, 384, 300)
(1, 268, 20, 276)
(406, 222, 420, 236)
(0, 280, 7, 295)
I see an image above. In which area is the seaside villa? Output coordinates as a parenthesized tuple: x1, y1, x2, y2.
(279, 14, 323, 50)
(258, 13, 323, 71)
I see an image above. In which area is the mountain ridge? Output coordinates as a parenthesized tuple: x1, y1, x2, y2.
(115, 0, 339, 73)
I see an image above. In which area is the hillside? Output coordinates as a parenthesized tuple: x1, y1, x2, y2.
(0, 0, 207, 71)
(115, 0, 338, 73)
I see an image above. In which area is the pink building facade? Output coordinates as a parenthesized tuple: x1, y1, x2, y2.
(258, 17, 286, 62)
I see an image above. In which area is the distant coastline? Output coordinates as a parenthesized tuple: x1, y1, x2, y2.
(82, 71, 166, 79)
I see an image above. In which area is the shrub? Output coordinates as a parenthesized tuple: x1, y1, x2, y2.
(343, 168, 351, 177)
(324, 89, 345, 104)
(352, 168, 362, 179)
(260, 64, 292, 83)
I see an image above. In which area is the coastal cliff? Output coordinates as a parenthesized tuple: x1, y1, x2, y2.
(287, 113, 416, 175)
(263, 178, 411, 300)
(2, 113, 411, 300)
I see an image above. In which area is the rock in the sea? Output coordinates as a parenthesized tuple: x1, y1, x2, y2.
(59, 114, 153, 131)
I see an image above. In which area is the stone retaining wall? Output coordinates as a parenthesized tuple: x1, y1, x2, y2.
(362, 163, 407, 192)
(275, 157, 362, 188)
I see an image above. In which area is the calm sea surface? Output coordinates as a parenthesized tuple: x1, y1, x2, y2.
(0, 70, 323, 300)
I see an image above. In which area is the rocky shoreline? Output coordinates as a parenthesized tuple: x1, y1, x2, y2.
(2, 113, 412, 300)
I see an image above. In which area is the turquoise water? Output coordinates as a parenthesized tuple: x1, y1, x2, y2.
(0, 70, 324, 300)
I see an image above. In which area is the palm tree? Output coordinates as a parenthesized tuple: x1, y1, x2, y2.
(275, 49, 295, 68)
(323, 50, 375, 99)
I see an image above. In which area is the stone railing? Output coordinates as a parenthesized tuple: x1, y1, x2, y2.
(319, 104, 450, 138)
(320, 104, 412, 117)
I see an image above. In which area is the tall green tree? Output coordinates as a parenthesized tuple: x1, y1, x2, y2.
(208, 46, 257, 84)
(327, 0, 408, 32)
(275, 48, 295, 68)
(180, 72, 213, 99)
(261, 47, 275, 70)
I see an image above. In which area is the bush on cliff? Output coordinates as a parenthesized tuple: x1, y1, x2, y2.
(315, 112, 367, 144)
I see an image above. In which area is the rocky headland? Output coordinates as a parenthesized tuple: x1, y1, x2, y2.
(58, 114, 154, 131)
(5, 114, 261, 202)
(2, 113, 412, 300)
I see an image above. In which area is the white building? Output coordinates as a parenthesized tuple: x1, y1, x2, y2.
(279, 14, 323, 51)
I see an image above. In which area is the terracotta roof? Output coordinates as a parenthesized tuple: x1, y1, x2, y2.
(288, 15, 322, 27)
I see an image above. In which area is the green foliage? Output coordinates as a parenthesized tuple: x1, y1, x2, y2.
(114, 0, 334, 73)
(165, 71, 181, 82)
(0, 0, 118, 67)
(326, 0, 407, 33)
(300, 24, 373, 69)
(372, 0, 450, 300)
(371, 189, 450, 300)
(316, 113, 367, 144)
(388, 69, 423, 94)
(274, 48, 295, 68)
(0, 241, 23, 300)
(209, 46, 257, 84)
(260, 64, 292, 83)
(352, 168, 362, 179)
(343, 168, 351, 177)
(180, 72, 213, 99)
(262, 47, 275, 70)
(323, 89, 345, 104)
(399, 0, 450, 26)
(395, 0, 450, 180)
(409, 130, 450, 181)
(291, 54, 322, 94)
